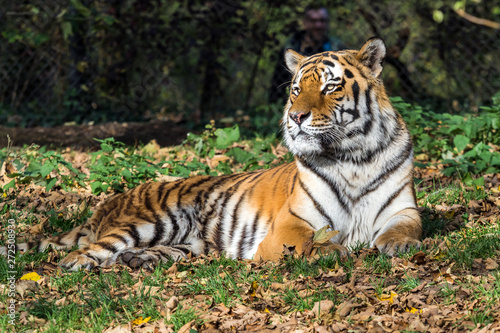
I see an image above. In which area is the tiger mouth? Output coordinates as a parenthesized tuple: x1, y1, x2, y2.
(290, 130, 308, 140)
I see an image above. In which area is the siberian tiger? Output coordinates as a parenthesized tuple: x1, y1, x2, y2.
(4, 37, 422, 271)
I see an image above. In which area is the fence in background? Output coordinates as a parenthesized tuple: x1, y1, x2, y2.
(1, 0, 499, 127)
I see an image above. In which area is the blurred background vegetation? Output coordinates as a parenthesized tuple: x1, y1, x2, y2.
(0, 0, 499, 129)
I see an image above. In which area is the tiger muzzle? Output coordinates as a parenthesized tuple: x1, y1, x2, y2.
(289, 111, 311, 125)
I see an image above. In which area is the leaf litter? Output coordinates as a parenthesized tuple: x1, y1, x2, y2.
(0, 143, 499, 332)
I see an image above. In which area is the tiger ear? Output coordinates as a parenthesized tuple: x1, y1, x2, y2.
(285, 49, 305, 74)
(356, 37, 386, 77)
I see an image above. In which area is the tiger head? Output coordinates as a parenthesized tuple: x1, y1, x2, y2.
(282, 37, 395, 158)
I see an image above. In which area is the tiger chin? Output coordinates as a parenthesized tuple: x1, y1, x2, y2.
(2, 37, 421, 271)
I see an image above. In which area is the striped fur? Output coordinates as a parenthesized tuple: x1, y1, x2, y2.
(3, 38, 421, 270)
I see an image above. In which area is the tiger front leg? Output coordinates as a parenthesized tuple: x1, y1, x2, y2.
(58, 234, 128, 271)
(374, 208, 422, 256)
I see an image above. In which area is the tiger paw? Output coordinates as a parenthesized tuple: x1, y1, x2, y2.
(116, 249, 158, 270)
(375, 237, 422, 256)
(59, 252, 98, 271)
(318, 243, 350, 259)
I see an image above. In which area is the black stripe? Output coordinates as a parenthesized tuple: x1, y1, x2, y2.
(298, 178, 335, 228)
(248, 210, 262, 257)
(144, 184, 163, 223)
(97, 241, 118, 253)
(149, 217, 165, 247)
(361, 87, 373, 135)
(87, 253, 101, 264)
(299, 158, 351, 215)
(322, 60, 335, 67)
(373, 181, 411, 225)
(229, 192, 247, 237)
(74, 232, 87, 244)
(237, 226, 247, 259)
(344, 69, 354, 78)
(183, 176, 212, 196)
(247, 170, 266, 183)
(360, 138, 413, 196)
(290, 170, 298, 194)
(127, 225, 141, 247)
(289, 208, 315, 229)
(213, 173, 256, 251)
(173, 246, 191, 256)
(176, 184, 187, 210)
(159, 181, 177, 211)
(104, 233, 128, 245)
(159, 184, 179, 242)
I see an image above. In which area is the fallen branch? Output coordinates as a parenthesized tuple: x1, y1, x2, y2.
(454, 8, 500, 29)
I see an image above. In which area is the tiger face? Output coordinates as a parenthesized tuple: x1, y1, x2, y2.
(283, 38, 389, 158)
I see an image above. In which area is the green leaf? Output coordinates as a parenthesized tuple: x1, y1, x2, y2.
(69, 0, 92, 17)
(61, 21, 73, 40)
(45, 178, 57, 191)
(121, 168, 132, 181)
(101, 143, 113, 152)
(40, 164, 54, 178)
(453, 135, 470, 153)
(226, 148, 252, 164)
(3, 179, 15, 191)
(91, 181, 103, 194)
(215, 126, 240, 149)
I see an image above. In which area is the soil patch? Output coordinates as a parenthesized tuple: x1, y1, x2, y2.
(0, 120, 189, 149)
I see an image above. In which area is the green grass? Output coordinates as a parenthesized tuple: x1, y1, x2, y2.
(444, 223, 500, 269)
(398, 271, 421, 292)
(363, 253, 392, 274)
(1, 100, 500, 331)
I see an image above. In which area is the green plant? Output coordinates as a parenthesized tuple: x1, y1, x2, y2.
(88, 138, 164, 194)
(398, 271, 420, 292)
(394, 96, 500, 176)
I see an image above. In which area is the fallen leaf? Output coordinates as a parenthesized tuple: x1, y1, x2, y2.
(20, 272, 42, 281)
(377, 291, 397, 304)
(313, 225, 340, 245)
(485, 258, 499, 270)
(166, 296, 178, 310)
(406, 307, 422, 314)
(311, 300, 334, 318)
(132, 316, 151, 326)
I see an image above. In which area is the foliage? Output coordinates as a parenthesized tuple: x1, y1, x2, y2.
(1, 0, 499, 126)
(394, 96, 500, 177)
(1, 98, 500, 331)
(88, 138, 164, 194)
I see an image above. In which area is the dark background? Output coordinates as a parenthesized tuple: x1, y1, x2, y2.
(0, 0, 499, 129)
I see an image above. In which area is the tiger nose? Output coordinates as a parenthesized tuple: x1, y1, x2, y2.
(289, 111, 311, 125)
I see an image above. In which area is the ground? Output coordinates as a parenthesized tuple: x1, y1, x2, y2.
(1, 121, 500, 332)
(0, 120, 188, 149)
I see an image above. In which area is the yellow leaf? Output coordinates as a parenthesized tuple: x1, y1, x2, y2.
(263, 308, 271, 313)
(433, 249, 447, 260)
(444, 210, 455, 219)
(248, 280, 258, 297)
(20, 272, 41, 282)
(377, 291, 397, 304)
(313, 225, 340, 245)
(2, 193, 6, 198)
(405, 307, 422, 314)
(132, 316, 151, 326)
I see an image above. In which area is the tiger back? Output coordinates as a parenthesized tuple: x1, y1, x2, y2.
(2, 37, 421, 270)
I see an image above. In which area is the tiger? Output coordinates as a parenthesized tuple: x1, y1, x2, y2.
(2, 37, 422, 271)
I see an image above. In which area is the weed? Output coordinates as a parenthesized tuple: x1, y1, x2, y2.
(398, 271, 421, 292)
(363, 253, 392, 274)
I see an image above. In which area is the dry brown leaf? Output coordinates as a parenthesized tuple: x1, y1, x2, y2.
(484, 258, 499, 270)
(165, 296, 178, 310)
